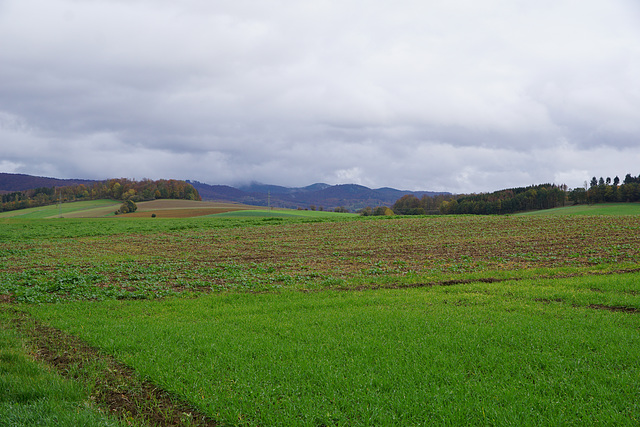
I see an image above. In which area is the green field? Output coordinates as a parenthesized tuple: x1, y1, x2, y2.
(2, 209, 640, 425)
(517, 202, 640, 216)
(0, 199, 355, 220)
(0, 310, 123, 426)
(0, 199, 121, 219)
(210, 208, 357, 218)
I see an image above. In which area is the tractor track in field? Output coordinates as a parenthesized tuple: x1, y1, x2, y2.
(586, 304, 640, 313)
(338, 266, 640, 292)
(5, 308, 218, 427)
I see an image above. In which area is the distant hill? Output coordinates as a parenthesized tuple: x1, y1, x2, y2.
(0, 173, 448, 213)
(0, 173, 94, 193)
(189, 180, 448, 212)
(238, 182, 332, 194)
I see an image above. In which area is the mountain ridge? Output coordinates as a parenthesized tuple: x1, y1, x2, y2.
(189, 181, 449, 211)
(0, 173, 449, 212)
(0, 173, 95, 192)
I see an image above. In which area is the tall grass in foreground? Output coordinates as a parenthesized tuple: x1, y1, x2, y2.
(25, 273, 640, 426)
(0, 312, 122, 426)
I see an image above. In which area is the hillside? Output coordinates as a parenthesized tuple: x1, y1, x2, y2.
(0, 173, 448, 213)
(190, 180, 448, 211)
(0, 173, 94, 193)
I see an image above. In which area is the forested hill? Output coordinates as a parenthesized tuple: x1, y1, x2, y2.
(392, 173, 640, 215)
(189, 181, 448, 212)
(393, 184, 568, 215)
(0, 176, 200, 213)
(439, 184, 568, 215)
(0, 173, 95, 192)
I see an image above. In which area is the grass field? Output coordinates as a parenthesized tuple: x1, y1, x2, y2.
(517, 202, 640, 216)
(21, 274, 640, 425)
(210, 208, 357, 218)
(0, 310, 123, 426)
(2, 208, 640, 425)
(0, 199, 355, 219)
(0, 199, 121, 219)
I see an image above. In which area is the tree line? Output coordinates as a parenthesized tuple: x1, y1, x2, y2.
(0, 178, 200, 213)
(391, 173, 640, 216)
(568, 174, 640, 204)
(392, 184, 567, 215)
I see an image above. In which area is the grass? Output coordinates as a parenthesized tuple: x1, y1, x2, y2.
(20, 273, 640, 426)
(516, 203, 640, 216)
(0, 200, 120, 219)
(2, 212, 640, 425)
(0, 311, 123, 426)
(0, 198, 356, 219)
(209, 209, 357, 218)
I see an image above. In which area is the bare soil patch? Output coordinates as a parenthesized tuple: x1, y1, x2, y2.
(7, 309, 217, 426)
(587, 304, 640, 313)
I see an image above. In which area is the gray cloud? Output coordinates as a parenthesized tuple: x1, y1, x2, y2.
(1, 0, 639, 193)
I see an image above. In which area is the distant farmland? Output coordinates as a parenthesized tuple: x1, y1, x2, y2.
(0, 199, 349, 219)
(120, 199, 260, 218)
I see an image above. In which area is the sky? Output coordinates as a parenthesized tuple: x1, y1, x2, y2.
(1, 0, 639, 193)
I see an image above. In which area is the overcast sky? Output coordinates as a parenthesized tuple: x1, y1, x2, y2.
(1, 0, 639, 193)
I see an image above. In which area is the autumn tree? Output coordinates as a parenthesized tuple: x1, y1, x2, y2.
(116, 199, 137, 214)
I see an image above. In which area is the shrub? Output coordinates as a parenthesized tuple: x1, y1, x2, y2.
(117, 199, 138, 214)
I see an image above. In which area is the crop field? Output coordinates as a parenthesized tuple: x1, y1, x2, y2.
(0, 199, 326, 219)
(2, 212, 640, 425)
(0, 199, 122, 219)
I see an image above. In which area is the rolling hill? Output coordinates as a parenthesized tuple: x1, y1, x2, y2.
(0, 173, 448, 212)
(189, 181, 448, 211)
(0, 173, 95, 192)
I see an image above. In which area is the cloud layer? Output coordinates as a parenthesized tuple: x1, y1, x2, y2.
(1, 0, 639, 192)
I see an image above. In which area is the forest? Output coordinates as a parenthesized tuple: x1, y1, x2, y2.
(392, 184, 566, 215)
(0, 178, 200, 213)
(567, 174, 640, 205)
(392, 173, 640, 215)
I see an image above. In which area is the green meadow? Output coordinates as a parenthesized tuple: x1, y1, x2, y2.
(2, 203, 640, 425)
(0, 199, 121, 219)
(516, 202, 640, 216)
(210, 208, 356, 218)
(23, 275, 640, 426)
(0, 310, 123, 426)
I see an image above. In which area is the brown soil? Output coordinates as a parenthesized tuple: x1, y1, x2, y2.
(0, 293, 14, 303)
(587, 304, 640, 313)
(7, 309, 217, 426)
